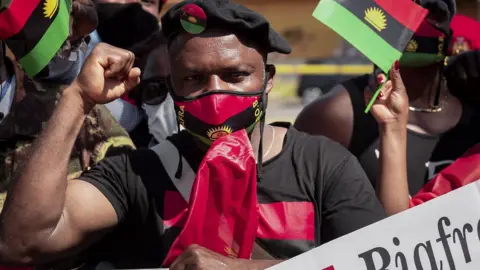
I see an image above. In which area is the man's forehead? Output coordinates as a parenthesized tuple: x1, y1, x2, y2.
(170, 30, 262, 58)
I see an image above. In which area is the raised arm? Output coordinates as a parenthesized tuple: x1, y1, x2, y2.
(366, 62, 409, 215)
(0, 43, 141, 265)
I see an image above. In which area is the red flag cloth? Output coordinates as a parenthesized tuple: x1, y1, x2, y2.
(162, 129, 259, 266)
(0, 0, 41, 39)
(410, 144, 480, 207)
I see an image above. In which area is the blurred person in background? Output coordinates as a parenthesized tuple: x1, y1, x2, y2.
(295, 0, 480, 214)
(88, 0, 169, 147)
(89, 0, 166, 51)
(444, 50, 480, 104)
(0, 0, 136, 206)
(128, 30, 178, 145)
(444, 14, 480, 104)
(367, 49, 480, 216)
(379, 16, 480, 215)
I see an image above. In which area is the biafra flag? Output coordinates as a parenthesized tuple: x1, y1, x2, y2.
(313, 0, 428, 72)
(180, 3, 207, 34)
(0, 0, 71, 76)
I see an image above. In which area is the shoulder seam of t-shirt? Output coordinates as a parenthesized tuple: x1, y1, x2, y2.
(150, 139, 195, 202)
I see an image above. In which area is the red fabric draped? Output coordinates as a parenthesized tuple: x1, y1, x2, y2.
(410, 144, 480, 207)
(162, 129, 258, 266)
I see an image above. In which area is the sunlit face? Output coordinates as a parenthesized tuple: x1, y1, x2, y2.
(168, 30, 275, 98)
(96, 0, 159, 16)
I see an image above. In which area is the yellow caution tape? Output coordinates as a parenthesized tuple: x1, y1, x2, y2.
(275, 64, 374, 75)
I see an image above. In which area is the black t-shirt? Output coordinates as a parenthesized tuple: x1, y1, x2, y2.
(78, 123, 385, 268)
(344, 75, 480, 195)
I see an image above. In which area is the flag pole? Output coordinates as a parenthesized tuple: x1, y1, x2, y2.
(364, 74, 389, 114)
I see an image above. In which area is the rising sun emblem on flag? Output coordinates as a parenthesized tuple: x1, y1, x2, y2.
(43, 0, 59, 19)
(206, 125, 233, 140)
(365, 7, 387, 32)
(188, 16, 197, 24)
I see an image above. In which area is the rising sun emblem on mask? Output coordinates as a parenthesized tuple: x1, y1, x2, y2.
(206, 125, 233, 140)
(43, 0, 59, 19)
(365, 7, 387, 32)
(406, 39, 418, 52)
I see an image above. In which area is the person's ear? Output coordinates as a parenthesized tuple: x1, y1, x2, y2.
(265, 64, 276, 95)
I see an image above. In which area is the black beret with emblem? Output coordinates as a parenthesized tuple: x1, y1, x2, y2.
(161, 0, 292, 54)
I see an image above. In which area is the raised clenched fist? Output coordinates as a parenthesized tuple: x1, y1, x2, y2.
(71, 43, 141, 110)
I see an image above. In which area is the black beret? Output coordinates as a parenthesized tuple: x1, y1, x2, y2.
(417, 0, 456, 35)
(161, 0, 292, 54)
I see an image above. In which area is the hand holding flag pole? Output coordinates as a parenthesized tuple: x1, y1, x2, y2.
(365, 73, 389, 113)
(363, 60, 409, 126)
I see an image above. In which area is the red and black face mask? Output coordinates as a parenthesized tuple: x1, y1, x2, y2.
(170, 70, 270, 145)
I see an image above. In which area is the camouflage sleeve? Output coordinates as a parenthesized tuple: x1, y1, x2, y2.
(0, 104, 136, 210)
(67, 104, 136, 180)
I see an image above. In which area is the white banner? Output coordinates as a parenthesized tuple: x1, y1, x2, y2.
(268, 181, 480, 270)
